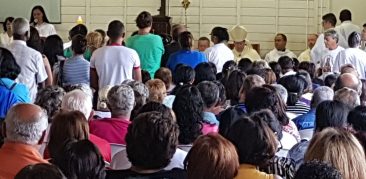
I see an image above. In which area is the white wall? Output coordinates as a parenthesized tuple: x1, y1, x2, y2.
(30, 0, 366, 57)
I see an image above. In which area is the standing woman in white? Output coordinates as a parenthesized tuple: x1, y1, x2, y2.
(30, 6, 57, 39)
(0, 17, 14, 48)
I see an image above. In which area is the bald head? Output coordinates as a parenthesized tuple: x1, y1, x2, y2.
(5, 104, 48, 145)
(334, 73, 361, 93)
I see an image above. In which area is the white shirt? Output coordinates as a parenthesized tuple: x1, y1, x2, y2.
(319, 46, 344, 70)
(264, 48, 297, 62)
(34, 22, 57, 38)
(334, 48, 366, 79)
(232, 46, 261, 62)
(298, 49, 311, 62)
(0, 32, 13, 48)
(204, 43, 234, 73)
(110, 148, 187, 170)
(8, 40, 48, 102)
(90, 45, 141, 89)
(335, 21, 361, 48)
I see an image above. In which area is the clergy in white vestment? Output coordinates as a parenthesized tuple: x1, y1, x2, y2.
(320, 29, 344, 73)
(298, 34, 318, 62)
(264, 33, 297, 62)
(311, 13, 347, 68)
(0, 17, 14, 48)
(229, 25, 261, 63)
(361, 23, 366, 51)
(335, 9, 361, 49)
(205, 27, 234, 73)
(334, 32, 366, 79)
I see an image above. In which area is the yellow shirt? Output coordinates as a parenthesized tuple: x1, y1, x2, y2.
(298, 49, 311, 62)
(235, 164, 274, 179)
(233, 46, 261, 62)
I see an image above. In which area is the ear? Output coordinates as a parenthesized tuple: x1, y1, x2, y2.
(121, 32, 126, 38)
(25, 31, 30, 40)
(37, 130, 46, 145)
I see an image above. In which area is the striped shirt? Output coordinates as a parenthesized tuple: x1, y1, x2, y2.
(63, 55, 90, 85)
(286, 101, 310, 116)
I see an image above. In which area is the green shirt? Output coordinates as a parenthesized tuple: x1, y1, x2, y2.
(126, 33, 164, 78)
(64, 47, 92, 61)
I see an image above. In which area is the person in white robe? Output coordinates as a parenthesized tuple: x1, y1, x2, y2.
(30, 6, 57, 38)
(298, 34, 318, 62)
(229, 25, 261, 63)
(334, 32, 366, 79)
(0, 17, 14, 48)
(361, 23, 366, 51)
(311, 13, 347, 68)
(335, 9, 361, 49)
(264, 33, 297, 62)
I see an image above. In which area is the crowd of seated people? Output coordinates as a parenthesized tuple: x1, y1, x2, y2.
(1, 5, 366, 179)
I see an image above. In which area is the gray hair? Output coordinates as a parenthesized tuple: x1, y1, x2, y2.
(324, 29, 339, 43)
(12, 18, 30, 36)
(252, 60, 270, 69)
(334, 87, 360, 108)
(108, 84, 135, 115)
(64, 84, 93, 99)
(61, 89, 93, 120)
(125, 80, 149, 105)
(311, 86, 334, 108)
(35, 86, 66, 120)
(272, 84, 288, 104)
(5, 104, 48, 145)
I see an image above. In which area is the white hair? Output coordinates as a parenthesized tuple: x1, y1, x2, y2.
(12, 18, 30, 36)
(108, 84, 135, 115)
(272, 84, 288, 104)
(311, 86, 334, 108)
(62, 89, 93, 120)
(5, 104, 48, 145)
(334, 87, 360, 108)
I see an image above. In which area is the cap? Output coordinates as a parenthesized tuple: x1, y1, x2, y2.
(229, 25, 248, 42)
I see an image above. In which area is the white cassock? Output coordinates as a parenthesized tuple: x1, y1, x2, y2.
(34, 22, 57, 38)
(298, 49, 311, 62)
(334, 48, 366, 79)
(204, 43, 234, 73)
(0, 32, 13, 48)
(264, 48, 297, 62)
(232, 46, 261, 62)
(335, 21, 361, 48)
(319, 46, 344, 70)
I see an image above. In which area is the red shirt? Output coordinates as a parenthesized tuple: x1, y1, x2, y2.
(89, 134, 111, 162)
(89, 118, 131, 144)
(0, 142, 48, 179)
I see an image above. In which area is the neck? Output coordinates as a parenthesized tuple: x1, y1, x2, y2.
(130, 166, 162, 174)
(277, 48, 286, 52)
(329, 45, 338, 50)
(138, 27, 151, 35)
(37, 20, 44, 25)
(13, 35, 26, 41)
(111, 112, 130, 119)
(110, 39, 123, 45)
(6, 31, 12, 37)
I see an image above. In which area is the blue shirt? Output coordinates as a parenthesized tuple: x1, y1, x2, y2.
(0, 86, 19, 120)
(293, 109, 316, 130)
(0, 78, 30, 103)
(203, 111, 219, 125)
(167, 50, 207, 71)
(63, 55, 90, 85)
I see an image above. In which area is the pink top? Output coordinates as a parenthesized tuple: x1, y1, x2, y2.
(90, 134, 111, 162)
(89, 117, 131, 144)
(202, 123, 218, 135)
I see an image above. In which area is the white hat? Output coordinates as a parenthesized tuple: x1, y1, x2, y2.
(229, 25, 248, 42)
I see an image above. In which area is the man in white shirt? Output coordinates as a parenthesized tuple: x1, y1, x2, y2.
(320, 29, 344, 72)
(229, 25, 261, 62)
(334, 32, 366, 79)
(8, 18, 48, 102)
(298, 34, 318, 62)
(361, 23, 366, 51)
(311, 13, 347, 67)
(90, 20, 142, 91)
(204, 27, 234, 73)
(335, 9, 361, 48)
(264, 33, 297, 62)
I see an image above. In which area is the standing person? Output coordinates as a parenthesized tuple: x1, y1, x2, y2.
(90, 20, 141, 91)
(0, 17, 14, 48)
(334, 32, 366, 79)
(205, 27, 234, 73)
(335, 9, 361, 47)
(320, 29, 344, 73)
(161, 24, 187, 67)
(362, 23, 366, 51)
(126, 11, 164, 78)
(229, 25, 261, 62)
(298, 34, 318, 62)
(30, 5, 57, 38)
(8, 18, 48, 102)
(167, 31, 207, 71)
(265, 33, 297, 62)
(311, 13, 347, 67)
